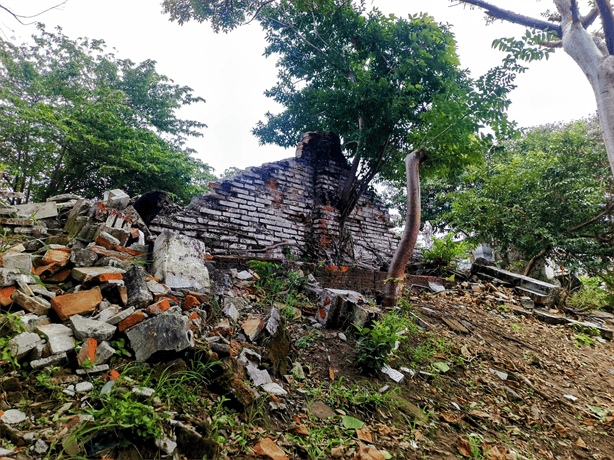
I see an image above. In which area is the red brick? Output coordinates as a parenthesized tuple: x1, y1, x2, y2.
(78, 338, 98, 367)
(51, 287, 103, 321)
(119, 286, 128, 306)
(94, 273, 123, 284)
(109, 370, 121, 381)
(154, 293, 179, 304)
(182, 295, 200, 311)
(0, 286, 16, 307)
(118, 310, 145, 332)
(146, 298, 171, 316)
(41, 247, 71, 266)
(90, 245, 134, 261)
(43, 268, 72, 283)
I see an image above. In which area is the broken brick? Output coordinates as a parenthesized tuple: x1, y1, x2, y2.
(51, 287, 103, 321)
(43, 268, 72, 283)
(146, 298, 171, 316)
(41, 248, 71, 266)
(11, 290, 50, 315)
(77, 338, 98, 367)
(0, 286, 16, 307)
(183, 295, 200, 311)
(118, 310, 146, 332)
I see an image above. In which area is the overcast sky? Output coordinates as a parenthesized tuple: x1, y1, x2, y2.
(3, 0, 597, 176)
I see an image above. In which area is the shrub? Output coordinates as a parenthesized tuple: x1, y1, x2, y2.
(422, 233, 472, 268)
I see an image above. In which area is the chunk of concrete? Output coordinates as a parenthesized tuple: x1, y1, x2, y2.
(0, 268, 27, 287)
(125, 313, 191, 361)
(71, 266, 124, 284)
(8, 331, 43, 360)
(69, 315, 117, 341)
(13, 201, 58, 219)
(30, 352, 67, 369)
(94, 341, 116, 365)
(0, 409, 26, 425)
(152, 230, 210, 292)
(1, 253, 32, 273)
(104, 189, 130, 210)
(123, 265, 153, 308)
(37, 323, 75, 354)
(11, 290, 50, 315)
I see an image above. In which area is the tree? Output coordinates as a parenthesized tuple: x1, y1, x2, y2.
(163, 1, 519, 304)
(457, 0, 614, 185)
(0, 26, 214, 204)
(446, 117, 614, 276)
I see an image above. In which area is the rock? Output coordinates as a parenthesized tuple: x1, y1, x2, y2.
(173, 420, 220, 459)
(13, 201, 58, 219)
(235, 270, 254, 281)
(37, 323, 75, 354)
(2, 253, 32, 273)
(125, 313, 191, 361)
(20, 314, 51, 332)
(51, 287, 103, 320)
(69, 315, 117, 341)
(104, 189, 131, 210)
(75, 364, 109, 375)
(70, 266, 125, 284)
(152, 230, 210, 291)
(261, 382, 287, 396)
(105, 306, 135, 325)
(132, 387, 155, 397)
(30, 352, 67, 369)
(223, 302, 240, 323)
(308, 401, 335, 419)
(32, 439, 49, 454)
(123, 265, 153, 308)
(147, 279, 169, 295)
(41, 248, 71, 267)
(94, 341, 116, 365)
(0, 409, 26, 425)
(155, 436, 177, 455)
(8, 331, 43, 360)
(70, 248, 99, 267)
(75, 381, 94, 393)
(246, 363, 273, 387)
(11, 290, 50, 315)
(489, 368, 508, 380)
(291, 361, 305, 380)
(253, 437, 289, 460)
(241, 316, 265, 342)
(266, 307, 282, 335)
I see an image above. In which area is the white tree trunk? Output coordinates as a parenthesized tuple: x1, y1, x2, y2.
(554, 0, 614, 177)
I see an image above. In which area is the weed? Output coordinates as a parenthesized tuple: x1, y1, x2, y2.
(422, 233, 472, 270)
(567, 276, 613, 311)
(295, 330, 322, 349)
(353, 312, 408, 374)
(510, 324, 522, 332)
(574, 333, 596, 347)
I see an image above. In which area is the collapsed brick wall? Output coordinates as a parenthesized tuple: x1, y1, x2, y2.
(148, 132, 399, 270)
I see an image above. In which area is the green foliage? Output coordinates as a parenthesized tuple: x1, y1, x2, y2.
(422, 233, 472, 268)
(353, 311, 411, 374)
(0, 25, 214, 205)
(247, 260, 311, 308)
(91, 393, 165, 441)
(445, 118, 614, 275)
(574, 333, 596, 348)
(253, 3, 517, 203)
(567, 276, 613, 312)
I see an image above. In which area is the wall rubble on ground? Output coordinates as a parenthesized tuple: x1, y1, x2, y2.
(148, 132, 399, 270)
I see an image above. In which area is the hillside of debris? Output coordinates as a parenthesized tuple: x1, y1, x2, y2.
(1, 191, 613, 460)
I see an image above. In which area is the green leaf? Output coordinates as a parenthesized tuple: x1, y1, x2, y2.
(342, 415, 364, 430)
(432, 362, 450, 373)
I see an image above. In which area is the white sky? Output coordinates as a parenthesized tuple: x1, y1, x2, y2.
(3, 0, 597, 176)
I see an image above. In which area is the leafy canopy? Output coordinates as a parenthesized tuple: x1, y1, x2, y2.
(445, 118, 614, 274)
(0, 25, 214, 204)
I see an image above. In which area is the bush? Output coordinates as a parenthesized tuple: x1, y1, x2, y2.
(422, 233, 472, 268)
(567, 276, 613, 311)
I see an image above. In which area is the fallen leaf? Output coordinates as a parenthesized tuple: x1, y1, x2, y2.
(485, 445, 507, 460)
(440, 412, 462, 423)
(457, 436, 473, 457)
(356, 426, 373, 443)
(375, 424, 391, 436)
(469, 409, 491, 419)
(252, 437, 288, 460)
(575, 437, 587, 449)
(342, 415, 365, 430)
(329, 366, 335, 380)
(354, 442, 385, 460)
(289, 424, 309, 436)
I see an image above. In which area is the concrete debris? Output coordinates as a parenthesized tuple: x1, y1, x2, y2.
(69, 314, 117, 341)
(8, 331, 43, 360)
(152, 230, 210, 292)
(0, 409, 27, 425)
(125, 313, 191, 361)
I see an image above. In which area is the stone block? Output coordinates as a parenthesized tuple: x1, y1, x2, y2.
(13, 201, 58, 219)
(123, 265, 153, 308)
(30, 352, 67, 369)
(51, 287, 103, 320)
(1, 253, 32, 273)
(69, 315, 117, 341)
(20, 313, 51, 332)
(104, 189, 130, 210)
(37, 323, 75, 354)
(41, 248, 71, 267)
(125, 313, 191, 361)
(94, 341, 116, 365)
(106, 306, 136, 325)
(8, 331, 43, 360)
(152, 230, 210, 292)
(241, 316, 265, 342)
(70, 248, 99, 267)
(11, 290, 50, 315)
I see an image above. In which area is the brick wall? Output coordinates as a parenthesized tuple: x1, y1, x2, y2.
(149, 132, 399, 270)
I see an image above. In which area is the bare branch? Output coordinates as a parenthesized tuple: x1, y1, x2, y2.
(460, 0, 562, 37)
(245, 0, 275, 26)
(0, 1, 67, 25)
(569, 201, 614, 233)
(570, 0, 581, 24)
(581, 6, 600, 29)
(541, 40, 563, 48)
(595, 0, 614, 55)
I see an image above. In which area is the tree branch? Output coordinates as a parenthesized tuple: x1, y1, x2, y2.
(581, 7, 600, 29)
(458, 0, 562, 37)
(568, 202, 614, 233)
(595, 0, 614, 55)
(570, 0, 581, 24)
(0, 1, 67, 25)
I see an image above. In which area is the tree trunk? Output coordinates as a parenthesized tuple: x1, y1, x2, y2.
(383, 150, 426, 307)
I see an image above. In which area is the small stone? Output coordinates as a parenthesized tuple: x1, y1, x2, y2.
(338, 332, 347, 341)
(489, 368, 508, 380)
(33, 439, 49, 454)
(308, 400, 335, 420)
(125, 313, 191, 361)
(155, 436, 177, 455)
(76, 364, 109, 375)
(30, 352, 67, 369)
(106, 306, 135, 325)
(75, 381, 94, 393)
(94, 341, 116, 365)
(8, 331, 43, 360)
(381, 364, 404, 383)
(132, 387, 155, 397)
(291, 361, 305, 380)
(37, 323, 75, 354)
(246, 364, 273, 387)
(1, 409, 27, 425)
(69, 315, 117, 341)
(223, 302, 240, 323)
(261, 382, 287, 396)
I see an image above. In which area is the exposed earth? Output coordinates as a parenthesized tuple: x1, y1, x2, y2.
(2, 268, 613, 460)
